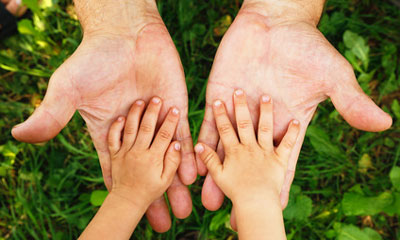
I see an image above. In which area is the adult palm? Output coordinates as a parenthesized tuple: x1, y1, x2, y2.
(198, 6, 392, 223)
(12, 23, 196, 232)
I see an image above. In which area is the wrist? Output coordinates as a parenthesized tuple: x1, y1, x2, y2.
(241, 0, 325, 27)
(74, 0, 162, 38)
(232, 190, 281, 209)
(108, 190, 150, 213)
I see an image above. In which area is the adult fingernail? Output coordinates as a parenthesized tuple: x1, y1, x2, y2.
(174, 142, 181, 151)
(152, 97, 161, 104)
(214, 100, 222, 107)
(262, 95, 271, 103)
(172, 107, 179, 115)
(235, 89, 244, 96)
(195, 144, 204, 153)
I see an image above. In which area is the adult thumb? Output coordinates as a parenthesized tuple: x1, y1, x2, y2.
(11, 69, 76, 143)
(329, 64, 392, 132)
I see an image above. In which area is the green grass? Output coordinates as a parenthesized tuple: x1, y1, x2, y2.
(1, 0, 400, 239)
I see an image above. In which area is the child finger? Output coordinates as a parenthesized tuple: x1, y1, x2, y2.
(194, 143, 223, 181)
(151, 107, 180, 153)
(212, 100, 239, 149)
(275, 120, 300, 164)
(233, 89, 256, 145)
(107, 116, 125, 156)
(258, 95, 274, 150)
(162, 141, 182, 184)
(121, 100, 146, 150)
(134, 97, 162, 149)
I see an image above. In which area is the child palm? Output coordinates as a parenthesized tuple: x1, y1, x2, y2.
(196, 90, 300, 204)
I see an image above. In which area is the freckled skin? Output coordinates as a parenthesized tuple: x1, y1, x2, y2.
(198, 6, 392, 229)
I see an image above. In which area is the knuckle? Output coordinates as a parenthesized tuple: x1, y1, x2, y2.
(203, 152, 215, 166)
(124, 126, 137, 135)
(158, 129, 172, 140)
(139, 123, 153, 133)
(282, 139, 294, 150)
(237, 120, 252, 129)
(217, 123, 232, 135)
(214, 110, 227, 117)
(235, 101, 247, 107)
(167, 156, 180, 168)
(259, 124, 271, 133)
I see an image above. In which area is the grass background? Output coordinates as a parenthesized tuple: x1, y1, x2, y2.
(1, 0, 400, 239)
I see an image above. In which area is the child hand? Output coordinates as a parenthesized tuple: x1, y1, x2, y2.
(195, 90, 300, 205)
(107, 97, 181, 209)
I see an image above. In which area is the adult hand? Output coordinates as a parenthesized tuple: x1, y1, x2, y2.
(197, 0, 392, 227)
(11, 0, 196, 232)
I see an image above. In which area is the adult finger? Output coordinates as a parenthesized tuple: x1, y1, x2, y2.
(167, 175, 193, 219)
(175, 117, 197, 185)
(329, 61, 392, 132)
(146, 196, 172, 233)
(12, 67, 76, 144)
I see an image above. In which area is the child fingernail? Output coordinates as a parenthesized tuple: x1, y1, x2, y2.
(136, 100, 144, 105)
(262, 95, 271, 103)
(174, 143, 181, 151)
(172, 107, 179, 115)
(152, 97, 161, 104)
(117, 117, 124, 122)
(214, 100, 222, 107)
(293, 119, 299, 125)
(195, 144, 204, 153)
(235, 89, 244, 96)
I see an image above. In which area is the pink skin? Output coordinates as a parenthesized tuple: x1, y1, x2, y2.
(11, 23, 196, 232)
(197, 7, 392, 230)
(1, 0, 27, 17)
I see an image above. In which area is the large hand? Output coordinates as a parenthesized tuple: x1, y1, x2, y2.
(197, 0, 392, 225)
(11, 12, 195, 233)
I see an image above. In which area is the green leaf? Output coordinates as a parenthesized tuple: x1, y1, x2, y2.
(306, 126, 344, 158)
(343, 30, 370, 70)
(283, 195, 312, 221)
(90, 190, 108, 206)
(389, 166, 400, 191)
(22, 0, 41, 15)
(337, 225, 382, 240)
(391, 99, 400, 120)
(209, 209, 230, 231)
(342, 192, 393, 216)
(18, 19, 40, 37)
(383, 192, 400, 216)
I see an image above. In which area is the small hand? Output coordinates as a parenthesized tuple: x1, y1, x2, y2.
(195, 90, 300, 204)
(108, 97, 181, 207)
